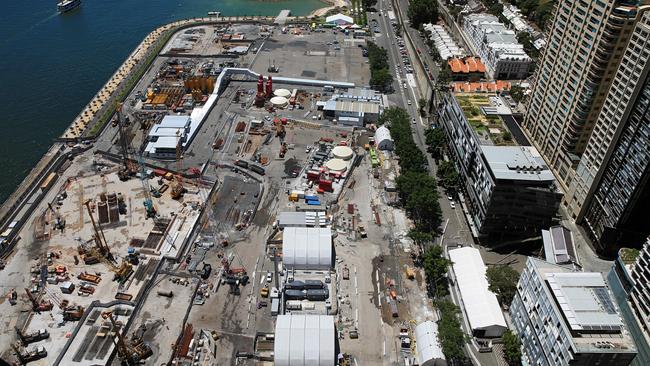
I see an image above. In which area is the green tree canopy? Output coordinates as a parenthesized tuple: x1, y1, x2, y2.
(436, 300, 469, 361)
(422, 245, 451, 297)
(486, 265, 520, 306)
(502, 330, 522, 365)
(408, 0, 439, 29)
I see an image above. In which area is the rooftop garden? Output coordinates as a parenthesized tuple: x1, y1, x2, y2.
(455, 94, 516, 146)
(619, 248, 640, 265)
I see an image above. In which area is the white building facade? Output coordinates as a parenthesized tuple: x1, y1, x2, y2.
(463, 13, 531, 80)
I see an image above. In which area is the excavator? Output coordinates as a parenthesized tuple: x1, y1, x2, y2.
(101, 311, 153, 365)
(24, 289, 53, 312)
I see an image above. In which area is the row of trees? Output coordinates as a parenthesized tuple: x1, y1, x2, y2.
(382, 108, 443, 234)
(382, 108, 468, 360)
(436, 300, 470, 362)
(407, 0, 439, 29)
(367, 41, 394, 91)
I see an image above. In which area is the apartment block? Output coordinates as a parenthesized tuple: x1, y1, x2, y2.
(462, 13, 532, 80)
(510, 257, 637, 366)
(522, 0, 644, 190)
(438, 93, 561, 239)
(569, 10, 650, 255)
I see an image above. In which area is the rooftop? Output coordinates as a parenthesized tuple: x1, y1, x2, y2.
(542, 225, 577, 265)
(448, 57, 486, 74)
(455, 94, 515, 146)
(448, 247, 507, 333)
(547, 272, 623, 332)
(529, 258, 637, 354)
(481, 145, 556, 182)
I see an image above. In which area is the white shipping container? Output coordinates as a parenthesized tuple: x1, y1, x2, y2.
(286, 300, 302, 310)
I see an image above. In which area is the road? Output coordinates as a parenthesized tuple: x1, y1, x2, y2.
(371, 0, 474, 247)
(370, 1, 499, 364)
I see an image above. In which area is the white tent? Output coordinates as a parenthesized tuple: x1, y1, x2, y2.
(415, 321, 447, 366)
(274, 314, 335, 366)
(326, 13, 354, 25)
(374, 126, 393, 150)
(448, 247, 507, 337)
(283, 227, 332, 270)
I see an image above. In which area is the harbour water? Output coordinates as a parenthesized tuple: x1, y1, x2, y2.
(0, 0, 324, 203)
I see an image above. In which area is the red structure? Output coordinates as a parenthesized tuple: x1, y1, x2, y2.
(255, 74, 266, 106)
(265, 76, 273, 97)
(257, 74, 264, 94)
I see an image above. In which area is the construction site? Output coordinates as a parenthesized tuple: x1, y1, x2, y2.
(0, 17, 442, 366)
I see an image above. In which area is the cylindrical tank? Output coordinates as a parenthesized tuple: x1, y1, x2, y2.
(97, 202, 109, 224)
(109, 205, 120, 223)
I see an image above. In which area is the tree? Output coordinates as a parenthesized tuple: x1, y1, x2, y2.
(486, 265, 520, 306)
(437, 62, 452, 87)
(422, 245, 451, 298)
(408, 0, 439, 29)
(437, 161, 459, 189)
(362, 0, 377, 9)
(516, 32, 540, 59)
(425, 128, 445, 159)
(503, 130, 513, 141)
(367, 42, 393, 91)
(502, 330, 522, 365)
(408, 229, 432, 246)
(418, 98, 428, 116)
(436, 300, 469, 361)
(509, 85, 526, 104)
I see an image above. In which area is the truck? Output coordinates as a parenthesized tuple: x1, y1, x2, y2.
(271, 298, 280, 316)
(17, 329, 49, 344)
(234, 160, 249, 169)
(249, 164, 266, 175)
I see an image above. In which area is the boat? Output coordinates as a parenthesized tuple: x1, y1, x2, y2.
(57, 0, 81, 13)
(207, 11, 221, 17)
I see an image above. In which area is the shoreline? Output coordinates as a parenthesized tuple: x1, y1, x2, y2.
(310, 0, 349, 17)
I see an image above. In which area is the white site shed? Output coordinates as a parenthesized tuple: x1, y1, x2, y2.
(415, 321, 447, 366)
(274, 314, 335, 366)
(448, 247, 507, 337)
(374, 126, 394, 150)
(283, 227, 333, 270)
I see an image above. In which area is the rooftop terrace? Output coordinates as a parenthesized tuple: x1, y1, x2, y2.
(455, 94, 515, 146)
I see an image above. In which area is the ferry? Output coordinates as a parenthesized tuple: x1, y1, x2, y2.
(57, 0, 81, 13)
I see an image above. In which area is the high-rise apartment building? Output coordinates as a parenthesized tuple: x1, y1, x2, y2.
(522, 0, 645, 189)
(523, 0, 650, 255)
(572, 10, 650, 254)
